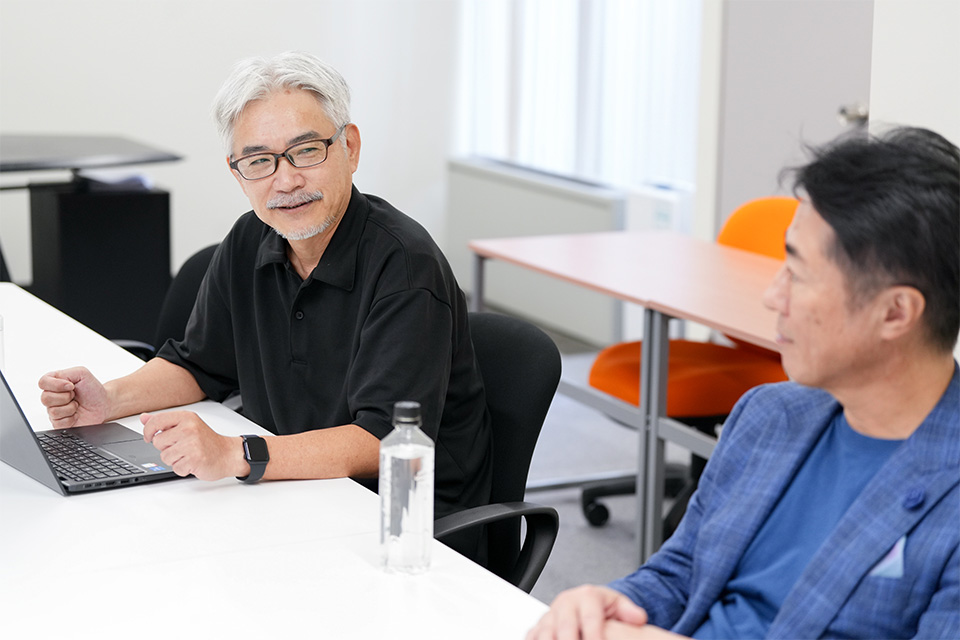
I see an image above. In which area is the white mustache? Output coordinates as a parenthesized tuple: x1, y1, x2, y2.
(267, 191, 324, 209)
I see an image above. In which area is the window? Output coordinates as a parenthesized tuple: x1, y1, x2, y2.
(457, 0, 703, 191)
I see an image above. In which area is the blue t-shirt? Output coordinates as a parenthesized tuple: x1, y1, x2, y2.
(692, 411, 903, 639)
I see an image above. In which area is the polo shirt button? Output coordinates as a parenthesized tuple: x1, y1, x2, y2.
(295, 310, 304, 320)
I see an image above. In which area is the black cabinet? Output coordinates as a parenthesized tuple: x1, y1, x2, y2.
(29, 183, 171, 343)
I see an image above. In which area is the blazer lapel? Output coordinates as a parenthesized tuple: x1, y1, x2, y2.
(678, 388, 837, 632)
(770, 370, 960, 639)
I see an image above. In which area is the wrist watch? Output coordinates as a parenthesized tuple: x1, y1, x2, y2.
(237, 435, 269, 484)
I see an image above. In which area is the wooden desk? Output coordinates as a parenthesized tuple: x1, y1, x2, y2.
(469, 231, 781, 560)
(0, 283, 547, 638)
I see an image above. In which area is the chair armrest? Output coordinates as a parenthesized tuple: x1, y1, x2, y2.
(222, 391, 243, 413)
(112, 339, 155, 361)
(435, 502, 556, 535)
(435, 501, 559, 593)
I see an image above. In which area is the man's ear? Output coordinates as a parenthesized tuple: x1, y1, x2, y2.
(344, 123, 361, 173)
(877, 285, 926, 342)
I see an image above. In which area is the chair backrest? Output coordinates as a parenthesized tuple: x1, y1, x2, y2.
(152, 244, 219, 350)
(468, 312, 561, 574)
(716, 196, 798, 259)
(716, 197, 797, 353)
(0, 240, 10, 282)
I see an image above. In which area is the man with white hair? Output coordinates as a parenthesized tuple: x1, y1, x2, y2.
(38, 51, 493, 559)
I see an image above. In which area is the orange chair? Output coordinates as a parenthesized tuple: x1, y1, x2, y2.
(582, 196, 797, 530)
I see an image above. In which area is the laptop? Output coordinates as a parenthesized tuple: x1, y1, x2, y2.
(0, 370, 180, 494)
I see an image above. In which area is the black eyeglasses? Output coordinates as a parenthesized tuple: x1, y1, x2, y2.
(229, 124, 347, 180)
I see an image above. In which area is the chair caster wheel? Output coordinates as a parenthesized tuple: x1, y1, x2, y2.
(583, 501, 610, 527)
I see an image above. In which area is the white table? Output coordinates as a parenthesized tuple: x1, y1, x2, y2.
(0, 283, 547, 638)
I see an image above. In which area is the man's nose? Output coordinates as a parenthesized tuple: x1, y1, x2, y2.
(272, 156, 306, 189)
(762, 265, 788, 312)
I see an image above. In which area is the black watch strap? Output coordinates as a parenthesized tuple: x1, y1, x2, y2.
(237, 435, 269, 484)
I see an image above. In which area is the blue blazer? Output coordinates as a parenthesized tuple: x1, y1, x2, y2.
(611, 366, 959, 639)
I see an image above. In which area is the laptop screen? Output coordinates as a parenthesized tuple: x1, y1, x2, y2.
(0, 370, 68, 495)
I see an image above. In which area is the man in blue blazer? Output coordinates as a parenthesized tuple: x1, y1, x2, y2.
(528, 126, 959, 640)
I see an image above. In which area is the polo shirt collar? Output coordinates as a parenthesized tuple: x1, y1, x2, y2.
(254, 185, 367, 291)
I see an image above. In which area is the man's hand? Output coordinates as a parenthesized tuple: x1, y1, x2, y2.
(141, 411, 246, 481)
(604, 620, 686, 640)
(526, 585, 649, 640)
(38, 366, 111, 428)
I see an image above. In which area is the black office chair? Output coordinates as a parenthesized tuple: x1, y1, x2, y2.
(116, 244, 219, 360)
(434, 312, 561, 593)
(0, 240, 11, 282)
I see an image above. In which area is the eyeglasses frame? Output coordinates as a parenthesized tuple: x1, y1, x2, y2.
(229, 123, 348, 181)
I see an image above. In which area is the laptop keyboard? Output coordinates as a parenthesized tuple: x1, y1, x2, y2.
(37, 432, 146, 482)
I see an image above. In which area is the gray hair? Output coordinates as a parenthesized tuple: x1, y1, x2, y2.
(213, 51, 351, 154)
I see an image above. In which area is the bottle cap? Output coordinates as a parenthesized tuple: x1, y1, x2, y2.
(393, 401, 422, 424)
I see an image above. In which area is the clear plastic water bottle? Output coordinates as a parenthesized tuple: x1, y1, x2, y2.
(379, 401, 435, 574)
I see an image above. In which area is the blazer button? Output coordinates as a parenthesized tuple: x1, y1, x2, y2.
(295, 310, 304, 320)
(902, 487, 925, 510)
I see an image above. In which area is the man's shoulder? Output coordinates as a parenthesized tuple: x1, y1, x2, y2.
(201, 211, 279, 285)
(722, 382, 838, 440)
(740, 381, 836, 414)
(703, 383, 840, 480)
(219, 211, 276, 256)
(360, 192, 436, 250)
(225, 210, 265, 237)
(356, 192, 453, 283)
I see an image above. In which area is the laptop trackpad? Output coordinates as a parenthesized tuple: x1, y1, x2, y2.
(100, 440, 168, 468)
(71, 422, 144, 445)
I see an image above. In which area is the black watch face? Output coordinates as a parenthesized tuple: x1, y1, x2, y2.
(244, 436, 269, 462)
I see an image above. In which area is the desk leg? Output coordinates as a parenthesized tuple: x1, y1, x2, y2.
(635, 308, 653, 563)
(471, 254, 487, 313)
(642, 310, 671, 561)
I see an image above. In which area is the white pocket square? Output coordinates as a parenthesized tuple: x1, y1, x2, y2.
(869, 535, 905, 579)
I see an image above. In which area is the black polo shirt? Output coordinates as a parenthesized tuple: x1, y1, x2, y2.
(158, 186, 492, 517)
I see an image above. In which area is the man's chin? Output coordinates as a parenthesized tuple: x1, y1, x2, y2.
(276, 225, 324, 241)
(779, 359, 810, 387)
(269, 209, 342, 242)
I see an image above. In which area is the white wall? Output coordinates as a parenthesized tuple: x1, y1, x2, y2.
(869, 0, 960, 143)
(691, 0, 723, 242)
(0, 0, 459, 283)
(694, 0, 874, 238)
(868, 0, 960, 360)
